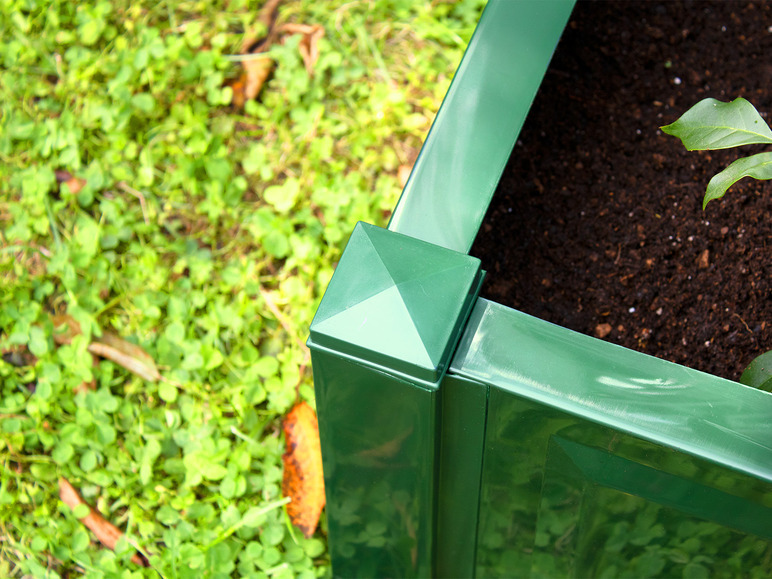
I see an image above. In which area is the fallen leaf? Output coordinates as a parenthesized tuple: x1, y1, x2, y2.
(229, 0, 325, 107)
(51, 313, 82, 345)
(281, 402, 325, 538)
(230, 0, 282, 107)
(89, 332, 161, 382)
(64, 176, 87, 195)
(58, 478, 149, 566)
(51, 314, 160, 382)
(280, 23, 324, 75)
(238, 55, 274, 106)
(398, 164, 413, 188)
(241, 0, 282, 51)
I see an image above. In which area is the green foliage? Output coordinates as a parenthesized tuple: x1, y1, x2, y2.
(0, 0, 485, 576)
(661, 97, 772, 208)
(739, 350, 772, 392)
(662, 98, 772, 384)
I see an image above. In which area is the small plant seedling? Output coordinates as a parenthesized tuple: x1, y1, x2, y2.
(661, 97, 772, 209)
(662, 98, 772, 390)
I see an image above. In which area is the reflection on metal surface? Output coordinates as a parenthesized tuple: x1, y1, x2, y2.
(444, 299, 772, 577)
(436, 375, 488, 578)
(310, 348, 437, 577)
(459, 369, 772, 576)
(310, 222, 482, 388)
(451, 299, 772, 483)
(388, 0, 576, 254)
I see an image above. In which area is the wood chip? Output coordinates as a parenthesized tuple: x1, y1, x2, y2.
(697, 248, 710, 269)
(595, 323, 613, 338)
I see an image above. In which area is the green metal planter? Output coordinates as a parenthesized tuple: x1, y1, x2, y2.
(308, 1, 772, 576)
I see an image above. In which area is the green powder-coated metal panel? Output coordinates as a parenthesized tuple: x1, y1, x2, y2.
(309, 349, 438, 577)
(308, 223, 484, 576)
(436, 374, 489, 578)
(388, 0, 576, 253)
(450, 299, 772, 577)
(472, 386, 772, 577)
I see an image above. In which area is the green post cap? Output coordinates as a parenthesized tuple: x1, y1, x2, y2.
(309, 222, 483, 388)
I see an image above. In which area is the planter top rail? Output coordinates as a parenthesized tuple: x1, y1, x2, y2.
(388, 0, 576, 254)
(452, 298, 772, 485)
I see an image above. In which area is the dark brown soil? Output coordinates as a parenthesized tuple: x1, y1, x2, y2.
(471, 0, 772, 381)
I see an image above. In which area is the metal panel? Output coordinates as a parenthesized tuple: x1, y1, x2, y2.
(436, 374, 489, 578)
(450, 299, 772, 577)
(388, 0, 576, 254)
(309, 348, 438, 577)
(308, 223, 483, 576)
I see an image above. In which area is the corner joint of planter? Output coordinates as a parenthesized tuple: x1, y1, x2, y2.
(308, 221, 484, 390)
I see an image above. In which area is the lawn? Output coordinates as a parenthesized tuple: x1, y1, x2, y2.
(0, 0, 483, 576)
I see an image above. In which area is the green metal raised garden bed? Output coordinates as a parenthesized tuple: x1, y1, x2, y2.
(308, 1, 772, 576)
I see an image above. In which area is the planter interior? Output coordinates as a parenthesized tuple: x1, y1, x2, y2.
(472, 0, 772, 381)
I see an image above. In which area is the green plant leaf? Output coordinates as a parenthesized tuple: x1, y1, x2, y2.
(739, 350, 772, 392)
(703, 152, 772, 208)
(661, 97, 772, 150)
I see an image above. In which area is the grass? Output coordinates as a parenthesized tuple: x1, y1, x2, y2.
(0, 0, 484, 576)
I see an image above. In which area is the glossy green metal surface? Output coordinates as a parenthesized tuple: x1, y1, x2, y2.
(310, 222, 483, 388)
(308, 223, 484, 576)
(452, 299, 772, 481)
(450, 299, 772, 576)
(388, 0, 576, 253)
(306, 0, 772, 575)
(309, 349, 438, 577)
(436, 375, 488, 578)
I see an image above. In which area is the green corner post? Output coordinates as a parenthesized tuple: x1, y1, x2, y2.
(308, 0, 575, 575)
(308, 223, 483, 576)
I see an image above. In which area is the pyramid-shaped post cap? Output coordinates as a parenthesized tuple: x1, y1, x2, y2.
(309, 222, 483, 388)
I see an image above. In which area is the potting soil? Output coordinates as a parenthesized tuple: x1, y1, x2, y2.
(472, 0, 772, 381)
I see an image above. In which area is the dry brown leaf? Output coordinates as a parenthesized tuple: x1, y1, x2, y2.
(51, 313, 82, 346)
(229, 0, 325, 107)
(90, 332, 161, 383)
(398, 164, 413, 188)
(50, 314, 160, 382)
(239, 56, 274, 105)
(230, 0, 282, 107)
(64, 177, 87, 195)
(58, 478, 149, 567)
(242, 0, 282, 51)
(280, 23, 324, 75)
(281, 402, 325, 538)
